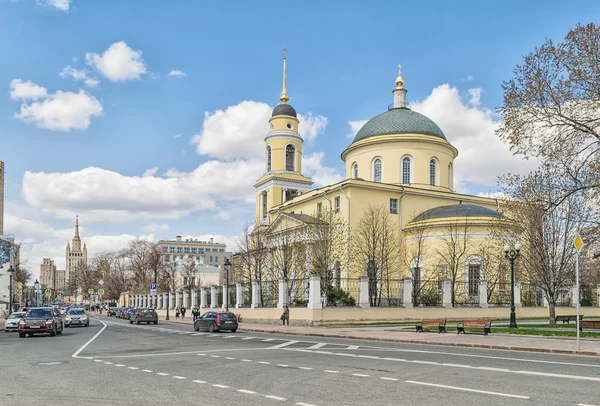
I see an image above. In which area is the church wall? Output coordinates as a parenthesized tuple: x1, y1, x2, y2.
(266, 137, 303, 173)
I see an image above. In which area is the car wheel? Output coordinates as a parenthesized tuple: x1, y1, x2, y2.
(85, 322, 89, 327)
(50, 326, 57, 337)
(154, 321, 158, 325)
(231, 329, 237, 333)
(18, 333, 25, 338)
(136, 319, 140, 325)
(57, 328, 62, 335)
(208, 323, 216, 333)
(194, 322, 199, 331)
(129, 320, 133, 324)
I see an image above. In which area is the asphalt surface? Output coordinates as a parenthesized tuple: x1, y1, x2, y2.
(1, 316, 600, 406)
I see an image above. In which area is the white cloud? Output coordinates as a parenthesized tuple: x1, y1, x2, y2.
(346, 120, 367, 139)
(216, 211, 231, 220)
(191, 100, 328, 160)
(464, 75, 474, 81)
(143, 166, 159, 177)
(303, 152, 343, 187)
(37, 0, 70, 11)
(169, 70, 186, 77)
(468, 88, 482, 106)
(409, 84, 539, 189)
(144, 223, 170, 233)
(9, 79, 47, 101)
(86, 41, 147, 82)
(164, 168, 186, 178)
(59, 66, 100, 88)
(10, 79, 102, 131)
(173, 133, 182, 138)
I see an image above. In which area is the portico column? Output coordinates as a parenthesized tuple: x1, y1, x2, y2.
(222, 284, 229, 309)
(175, 291, 180, 308)
(442, 279, 452, 308)
(307, 275, 322, 310)
(597, 285, 600, 307)
(210, 285, 218, 309)
(169, 292, 174, 309)
(402, 278, 413, 308)
(162, 293, 167, 310)
(259, 193, 264, 220)
(191, 289, 198, 307)
(251, 280, 260, 309)
(277, 279, 289, 309)
(358, 276, 370, 308)
(236, 282, 244, 309)
(282, 189, 287, 203)
(183, 291, 189, 308)
(479, 280, 488, 309)
(200, 287, 207, 309)
(157, 293, 162, 310)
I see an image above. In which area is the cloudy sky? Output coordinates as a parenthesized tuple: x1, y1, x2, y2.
(2, 0, 598, 278)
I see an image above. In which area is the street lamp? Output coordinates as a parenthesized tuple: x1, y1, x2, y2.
(504, 242, 522, 329)
(127, 283, 132, 307)
(7, 265, 15, 313)
(34, 280, 40, 307)
(224, 258, 232, 312)
(165, 272, 171, 321)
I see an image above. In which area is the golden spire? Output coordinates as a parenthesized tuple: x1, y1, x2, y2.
(280, 48, 289, 104)
(395, 64, 404, 88)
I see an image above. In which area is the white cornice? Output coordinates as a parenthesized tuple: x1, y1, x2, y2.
(265, 130, 304, 143)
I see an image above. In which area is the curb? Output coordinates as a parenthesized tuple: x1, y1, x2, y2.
(238, 326, 600, 357)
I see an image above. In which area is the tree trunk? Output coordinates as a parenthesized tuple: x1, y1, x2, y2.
(548, 301, 556, 326)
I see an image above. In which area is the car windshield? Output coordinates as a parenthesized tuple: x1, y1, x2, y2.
(220, 313, 236, 320)
(26, 309, 53, 318)
(141, 308, 155, 313)
(68, 309, 86, 315)
(9, 312, 25, 319)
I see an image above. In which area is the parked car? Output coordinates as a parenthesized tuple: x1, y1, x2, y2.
(64, 308, 89, 327)
(107, 307, 118, 317)
(125, 308, 135, 320)
(194, 312, 238, 333)
(18, 307, 64, 338)
(130, 308, 158, 325)
(4, 312, 26, 332)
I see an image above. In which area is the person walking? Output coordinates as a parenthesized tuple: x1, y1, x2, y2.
(175, 307, 180, 320)
(192, 306, 199, 321)
(281, 306, 290, 326)
(180, 306, 186, 321)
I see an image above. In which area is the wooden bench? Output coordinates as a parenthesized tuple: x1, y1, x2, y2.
(579, 320, 600, 331)
(457, 319, 492, 335)
(556, 315, 583, 324)
(415, 319, 447, 333)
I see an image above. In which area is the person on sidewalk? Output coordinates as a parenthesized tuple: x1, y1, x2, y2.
(192, 306, 199, 321)
(180, 306, 186, 320)
(175, 307, 180, 320)
(281, 306, 290, 326)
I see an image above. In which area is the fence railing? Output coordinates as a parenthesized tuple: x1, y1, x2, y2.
(259, 279, 278, 308)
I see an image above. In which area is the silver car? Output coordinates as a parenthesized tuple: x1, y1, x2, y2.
(130, 308, 158, 325)
(4, 312, 26, 332)
(65, 308, 89, 327)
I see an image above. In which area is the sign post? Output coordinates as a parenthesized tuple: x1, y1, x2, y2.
(574, 233, 584, 351)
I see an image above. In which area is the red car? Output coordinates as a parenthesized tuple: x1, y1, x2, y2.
(18, 307, 64, 338)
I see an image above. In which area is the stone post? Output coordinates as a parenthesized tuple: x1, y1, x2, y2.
(157, 294, 162, 310)
(235, 282, 244, 309)
(183, 291, 189, 309)
(222, 284, 230, 310)
(442, 279, 452, 308)
(358, 276, 370, 308)
(543, 294, 549, 308)
(210, 285, 218, 309)
(307, 275, 322, 310)
(251, 280, 260, 309)
(137, 295, 141, 307)
(191, 289, 197, 307)
(175, 291, 180, 309)
(571, 285, 578, 307)
(162, 293, 167, 310)
(402, 277, 413, 309)
(200, 287, 207, 309)
(479, 280, 488, 309)
(514, 282, 522, 308)
(278, 279, 289, 309)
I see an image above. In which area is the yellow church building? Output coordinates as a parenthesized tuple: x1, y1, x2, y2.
(251, 53, 511, 306)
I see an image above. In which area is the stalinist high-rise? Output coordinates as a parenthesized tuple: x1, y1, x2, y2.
(65, 216, 87, 290)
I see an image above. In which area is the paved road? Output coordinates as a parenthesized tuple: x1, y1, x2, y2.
(1, 316, 600, 406)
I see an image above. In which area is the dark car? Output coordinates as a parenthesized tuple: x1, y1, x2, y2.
(130, 308, 158, 325)
(107, 307, 118, 316)
(18, 307, 64, 338)
(194, 312, 238, 333)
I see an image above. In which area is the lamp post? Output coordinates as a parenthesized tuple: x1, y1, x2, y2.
(34, 280, 40, 307)
(7, 265, 15, 313)
(503, 242, 522, 329)
(224, 258, 232, 312)
(127, 283, 132, 307)
(165, 272, 171, 321)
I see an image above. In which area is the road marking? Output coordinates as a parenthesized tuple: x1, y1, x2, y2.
(477, 367, 510, 372)
(298, 367, 313, 370)
(210, 355, 221, 358)
(347, 345, 360, 350)
(259, 361, 271, 365)
(104, 362, 113, 365)
(514, 370, 600, 383)
(100, 348, 267, 358)
(405, 380, 530, 399)
(267, 340, 298, 349)
(193, 380, 206, 384)
(157, 372, 170, 376)
(380, 377, 398, 381)
(307, 343, 327, 349)
(352, 373, 370, 377)
(242, 337, 255, 340)
(173, 376, 187, 379)
(93, 360, 103, 363)
(142, 369, 153, 373)
(335, 353, 356, 357)
(197, 353, 206, 356)
(114, 364, 125, 367)
(324, 370, 339, 373)
(277, 364, 290, 368)
(72, 318, 107, 358)
(212, 384, 229, 388)
(577, 404, 598, 406)
(241, 359, 252, 362)
(296, 403, 317, 406)
(224, 357, 235, 360)
(238, 389, 257, 394)
(178, 332, 191, 335)
(193, 333, 206, 335)
(128, 367, 139, 370)
(263, 338, 275, 342)
(265, 395, 286, 401)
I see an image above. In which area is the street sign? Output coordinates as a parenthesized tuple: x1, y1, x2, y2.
(98, 280, 104, 286)
(45, 288, 52, 297)
(87, 288, 94, 295)
(98, 288, 104, 295)
(98, 284, 104, 289)
(574, 233, 584, 253)
(150, 283, 157, 292)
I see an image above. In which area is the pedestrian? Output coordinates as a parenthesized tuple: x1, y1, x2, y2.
(192, 306, 199, 321)
(180, 306, 186, 320)
(175, 307, 180, 320)
(281, 306, 290, 326)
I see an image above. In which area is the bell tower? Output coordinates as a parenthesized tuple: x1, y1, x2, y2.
(253, 49, 313, 225)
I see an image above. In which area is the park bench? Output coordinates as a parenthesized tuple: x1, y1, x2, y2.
(415, 319, 447, 333)
(457, 319, 492, 335)
(555, 315, 583, 324)
(579, 320, 600, 332)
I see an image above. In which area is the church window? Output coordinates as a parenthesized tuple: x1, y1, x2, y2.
(465, 256, 482, 296)
(389, 198, 398, 214)
(352, 163, 359, 179)
(334, 196, 340, 213)
(286, 122, 293, 130)
(286, 144, 295, 171)
(267, 146, 272, 172)
(373, 158, 382, 183)
(429, 159, 437, 186)
(402, 157, 411, 184)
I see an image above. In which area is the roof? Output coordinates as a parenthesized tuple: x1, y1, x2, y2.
(411, 204, 505, 222)
(283, 213, 323, 224)
(272, 103, 297, 118)
(352, 107, 446, 143)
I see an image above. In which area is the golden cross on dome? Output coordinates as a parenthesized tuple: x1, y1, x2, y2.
(397, 64, 402, 76)
(280, 48, 289, 104)
(283, 47, 287, 58)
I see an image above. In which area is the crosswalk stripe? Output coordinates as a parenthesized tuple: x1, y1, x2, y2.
(267, 340, 299, 349)
(307, 343, 327, 350)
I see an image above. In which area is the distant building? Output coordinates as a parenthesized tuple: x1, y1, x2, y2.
(39, 258, 66, 294)
(157, 236, 232, 270)
(65, 216, 87, 293)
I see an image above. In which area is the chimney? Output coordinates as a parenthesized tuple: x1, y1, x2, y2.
(176, 236, 182, 242)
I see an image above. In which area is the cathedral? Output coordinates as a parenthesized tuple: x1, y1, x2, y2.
(252, 52, 510, 302)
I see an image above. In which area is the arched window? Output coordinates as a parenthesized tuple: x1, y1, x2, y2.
(402, 156, 411, 184)
(285, 144, 295, 171)
(464, 256, 483, 296)
(448, 163, 453, 189)
(266, 146, 272, 172)
(352, 163, 359, 179)
(373, 158, 382, 183)
(429, 159, 437, 186)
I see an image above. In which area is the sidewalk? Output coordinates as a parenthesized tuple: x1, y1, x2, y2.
(157, 316, 600, 357)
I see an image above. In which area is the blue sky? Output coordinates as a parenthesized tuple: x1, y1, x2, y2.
(2, 0, 599, 276)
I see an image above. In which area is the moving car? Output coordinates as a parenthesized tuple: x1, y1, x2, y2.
(107, 307, 118, 317)
(130, 308, 158, 325)
(194, 312, 238, 333)
(4, 312, 26, 332)
(64, 308, 89, 327)
(18, 307, 64, 338)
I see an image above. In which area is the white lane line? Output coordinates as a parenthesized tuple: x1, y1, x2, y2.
(93, 359, 103, 363)
(263, 338, 275, 342)
(142, 369, 153, 373)
(478, 367, 510, 372)
(241, 359, 252, 362)
(296, 403, 317, 406)
(352, 373, 370, 377)
(514, 370, 600, 383)
(212, 384, 229, 388)
(324, 370, 339, 373)
(241, 337, 255, 340)
(197, 353, 206, 356)
(224, 357, 235, 360)
(298, 367, 313, 370)
(193, 380, 206, 384)
(405, 380, 530, 399)
(267, 340, 298, 349)
(307, 343, 327, 350)
(104, 362, 113, 365)
(238, 389, 257, 394)
(178, 332, 191, 335)
(210, 355, 221, 358)
(277, 364, 290, 368)
(577, 404, 598, 406)
(192, 333, 206, 335)
(380, 377, 399, 381)
(347, 345, 360, 350)
(173, 376, 187, 380)
(72, 318, 107, 358)
(410, 360, 439, 365)
(98, 347, 267, 359)
(335, 353, 356, 357)
(114, 364, 125, 367)
(265, 395, 286, 401)
(259, 361, 271, 365)
(442, 363, 472, 368)
(128, 367, 139, 370)
(157, 372, 170, 376)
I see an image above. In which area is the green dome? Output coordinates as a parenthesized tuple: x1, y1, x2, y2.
(352, 107, 446, 143)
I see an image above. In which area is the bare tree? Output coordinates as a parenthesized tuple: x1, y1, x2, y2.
(436, 220, 471, 306)
(180, 257, 198, 304)
(403, 213, 438, 306)
(121, 239, 162, 292)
